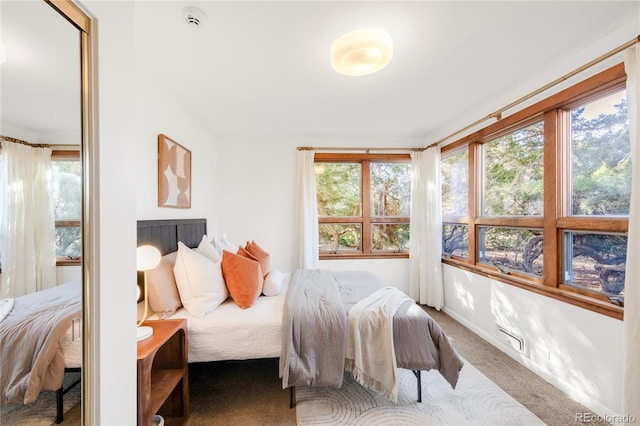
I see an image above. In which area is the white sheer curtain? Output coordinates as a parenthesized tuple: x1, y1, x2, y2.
(623, 44, 640, 421)
(0, 141, 56, 297)
(294, 150, 319, 270)
(409, 148, 444, 308)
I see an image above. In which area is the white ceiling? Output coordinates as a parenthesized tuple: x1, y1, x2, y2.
(134, 1, 639, 141)
(1, 1, 638, 145)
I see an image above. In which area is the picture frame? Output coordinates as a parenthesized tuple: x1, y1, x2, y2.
(158, 133, 191, 208)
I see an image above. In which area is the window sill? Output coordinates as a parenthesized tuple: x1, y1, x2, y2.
(56, 257, 81, 267)
(442, 258, 623, 321)
(320, 253, 409, 260)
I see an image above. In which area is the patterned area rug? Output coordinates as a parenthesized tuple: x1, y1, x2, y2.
(295, 360, 544, 426)
(0, 372, 81, 426)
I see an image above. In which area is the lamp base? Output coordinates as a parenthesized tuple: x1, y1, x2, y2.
(137, 325, 153, 342)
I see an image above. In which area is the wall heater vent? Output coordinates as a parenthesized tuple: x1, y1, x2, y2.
(497, 325, 525, 354)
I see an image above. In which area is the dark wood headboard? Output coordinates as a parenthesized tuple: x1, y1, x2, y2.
(137, 218, 207, 255)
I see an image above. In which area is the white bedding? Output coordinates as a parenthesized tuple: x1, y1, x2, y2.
(1, 289, 82, 369)
(0, 298, 15, 323)
(148, 276, 289, 363)
(61, 316, 82, 368)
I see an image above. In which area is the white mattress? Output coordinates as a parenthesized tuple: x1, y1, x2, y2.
(148, 277, 289, 363)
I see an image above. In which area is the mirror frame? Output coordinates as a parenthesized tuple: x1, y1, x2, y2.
(44, 0, 94, 423)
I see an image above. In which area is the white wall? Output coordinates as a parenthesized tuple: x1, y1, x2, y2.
(78, 2, 221, 424)
(56, 265, 81, 285)
(216, 135, 420, 289)
(134, 80, 219, 225)
(443, 265, 624, 418)
(80, 1, 138, 424)
(437, 23, 637, 421)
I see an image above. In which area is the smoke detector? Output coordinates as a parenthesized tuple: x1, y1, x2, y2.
(182, 6, 207, 28)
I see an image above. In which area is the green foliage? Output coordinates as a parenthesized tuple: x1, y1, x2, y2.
(483, 121, 544, 216)
(315, 163, 361, 216)
(52, 160, 82, 257)
(371, 163, 411, 216)
(571, 98, 630, 215)
(442, 224, 468, 257)
(316, 161, 411, 253)
(56, 227, 81, 257)
(52, 160, 81, 220)
(372, 224, 410, 251)
(442, 149, 468, 217)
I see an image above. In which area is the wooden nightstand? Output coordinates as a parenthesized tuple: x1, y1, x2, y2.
(137, 319, 189, 426)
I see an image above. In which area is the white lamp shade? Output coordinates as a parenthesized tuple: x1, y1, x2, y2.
(331, 29, 393, 76)
(137, 245, 161, 271)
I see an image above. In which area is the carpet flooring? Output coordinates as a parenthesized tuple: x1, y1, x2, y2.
(0, 307, 608, 426)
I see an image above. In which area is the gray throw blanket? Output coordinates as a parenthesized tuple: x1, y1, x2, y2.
(279, 269, 347, 388)
(0, 282, 81, 404)
(280, 269, 464, 397)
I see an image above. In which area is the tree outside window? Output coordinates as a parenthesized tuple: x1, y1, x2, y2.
(51, 152, 81, 260)
(440, 65, 629, 315)
(315, 154, 411, 258)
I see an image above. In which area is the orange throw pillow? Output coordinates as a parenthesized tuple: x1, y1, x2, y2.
(245, 241, 271, 277)
(221, 250, 263, 309)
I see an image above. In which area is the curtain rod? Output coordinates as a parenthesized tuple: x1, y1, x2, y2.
(297, 146, 425, 152)
(0, 135, 50, 149)
(425, 34, 640, 150)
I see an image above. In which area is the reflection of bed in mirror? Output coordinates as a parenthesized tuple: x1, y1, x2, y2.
(0, 282, 82, 423)
(0, 0, 88, 423)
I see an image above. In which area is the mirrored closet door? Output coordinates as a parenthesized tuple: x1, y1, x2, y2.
(0, 0, 91, 423)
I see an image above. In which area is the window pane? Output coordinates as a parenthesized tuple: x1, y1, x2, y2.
(56, 226, 81, 257)
(478, 227, 543, 276)
(570, 90, 630, 216)
(442, 224, 468, 258)
(52, 160, 82, 220)
(318, 223, 361, 253)
(442, 149, 468, 217)
(370, 162, 411, 217)
(372, 224, 409, 252)
(563, 231, 626, 296)
(482, 122, 544, 216)
(315, 163, 361, 216)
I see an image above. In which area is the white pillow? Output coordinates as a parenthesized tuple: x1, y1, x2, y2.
(164, 250, 178, 265)
(214, 233, 238, 254)
(173, 242, 228, 317)
(263, 270, 284, 297)
(196, 235, 221, 263)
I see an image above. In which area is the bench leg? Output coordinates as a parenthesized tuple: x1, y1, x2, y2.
(56, 388, 64, 423)
(412, 370, 422, 402)
(290, 386, 296, 409)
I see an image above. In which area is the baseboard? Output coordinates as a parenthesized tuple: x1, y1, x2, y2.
(442, 307, 621, 422)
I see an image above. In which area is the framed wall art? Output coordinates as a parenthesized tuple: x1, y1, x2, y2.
(158, 133, 191, 208)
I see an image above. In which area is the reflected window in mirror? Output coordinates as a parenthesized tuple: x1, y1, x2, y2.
(52, 150, 81, 265)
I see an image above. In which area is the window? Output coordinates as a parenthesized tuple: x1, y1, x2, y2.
(52, 151, 81, 263)
(440, 64, 629, 319)
(442, 148, 469, 258)
(563, 89, 629, 297)
(315, 153, 411, 258)
(482, 121, 544, 216)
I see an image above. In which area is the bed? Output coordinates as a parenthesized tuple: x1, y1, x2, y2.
(137, 218, 464, 406)
(0, 281, 82, 423)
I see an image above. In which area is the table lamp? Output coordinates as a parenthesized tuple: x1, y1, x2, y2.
(137, 245, 161, 341)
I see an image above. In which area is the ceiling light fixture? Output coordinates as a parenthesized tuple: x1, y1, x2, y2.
(330, 29, 393, 76)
